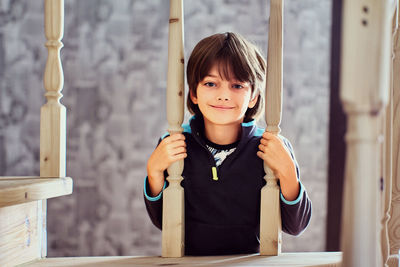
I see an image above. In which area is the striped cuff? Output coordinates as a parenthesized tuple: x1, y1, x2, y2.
(280, 181, 304, 205)
(144, 176, 167, 201)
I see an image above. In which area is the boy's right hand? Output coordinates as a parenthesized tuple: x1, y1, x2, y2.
(146, 133, 187, 197)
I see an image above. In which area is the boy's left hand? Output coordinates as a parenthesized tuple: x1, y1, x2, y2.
(257, 131, 295, 180)
(257, 131, 300, 201)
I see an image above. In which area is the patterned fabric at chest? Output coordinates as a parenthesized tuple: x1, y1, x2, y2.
(205, 144, 236, 167)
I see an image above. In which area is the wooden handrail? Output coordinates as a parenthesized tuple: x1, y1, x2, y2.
(0, 177, 72, 208)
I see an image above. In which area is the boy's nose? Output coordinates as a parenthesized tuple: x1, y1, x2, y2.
(216, 84, 230, 101)
(217, 96, 229, 101)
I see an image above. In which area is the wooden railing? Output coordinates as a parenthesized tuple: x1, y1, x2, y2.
(161, 0, 285, 257)
(1, 0, 399, 266)
(0, 0, 73, 266)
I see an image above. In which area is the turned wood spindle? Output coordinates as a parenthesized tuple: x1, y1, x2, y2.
(387, 1, 400, 265)
(162, 0, 185, 258)
(340, 1, 392, 266)
(260, 0, 283, 256)
(381, 3, 398, 267)
(40, 0, 66, 178)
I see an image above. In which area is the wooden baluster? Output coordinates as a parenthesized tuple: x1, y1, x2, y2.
(259, 0, 283, 256)
(162, 0, 185, 258)
(382, 3, 398, 267)
(340, 1, 392, 266)
(388, 0, 400, 265)
(382, 83, 393, 267)
(41, 0, 66, 178)
(40, 0, 65, 258)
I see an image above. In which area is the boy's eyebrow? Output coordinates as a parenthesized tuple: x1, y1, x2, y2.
(203, 74, 246, 83)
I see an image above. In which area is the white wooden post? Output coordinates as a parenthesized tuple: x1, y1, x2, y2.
(162, 0, 185, 258)
(340, 1, 392, 266)
(41, 0, 66, 178)
(260, 0, 283, 256)
(387, 1, 400, 265)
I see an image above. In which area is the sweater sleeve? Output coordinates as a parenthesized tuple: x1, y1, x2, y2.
(144, 176, 166, 230)
(279, 136, 312, 236)
(143, 137, 168, 230)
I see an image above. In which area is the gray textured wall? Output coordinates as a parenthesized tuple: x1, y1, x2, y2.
(0, 0, 331, 256)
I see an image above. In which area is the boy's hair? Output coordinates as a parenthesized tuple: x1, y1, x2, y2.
(186, 32, 266, 122)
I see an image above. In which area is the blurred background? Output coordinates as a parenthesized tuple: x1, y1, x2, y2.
(0, 0, 333, 256)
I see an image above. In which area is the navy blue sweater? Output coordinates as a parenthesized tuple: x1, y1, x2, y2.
(144, 115, 312, 255)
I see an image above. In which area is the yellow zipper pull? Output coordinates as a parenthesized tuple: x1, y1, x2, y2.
(212, 167, 219, 181)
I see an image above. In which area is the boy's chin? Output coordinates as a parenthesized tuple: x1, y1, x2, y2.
(203, 116, 244, 126)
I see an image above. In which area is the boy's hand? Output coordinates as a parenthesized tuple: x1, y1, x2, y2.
(257, 131, 300, 201)
(146, 133, 187, 197)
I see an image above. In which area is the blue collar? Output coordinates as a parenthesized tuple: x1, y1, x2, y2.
(241, 120, 255, 127)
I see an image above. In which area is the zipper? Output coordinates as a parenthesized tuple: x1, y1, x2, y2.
(193, 131, 221, 181)
(189, 118, 253, 182)
(212, 166, 219, 181)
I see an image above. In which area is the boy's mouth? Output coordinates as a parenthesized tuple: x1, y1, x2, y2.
(210, 105, 234, 110)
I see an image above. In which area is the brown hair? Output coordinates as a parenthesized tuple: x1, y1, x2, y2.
(186, 32, 266, 122)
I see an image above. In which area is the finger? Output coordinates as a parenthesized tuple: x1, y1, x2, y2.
(170, 133, 185, 141)
(162, 134, 184, 144)
(177, 152, 187, 159)
(258, 144, 266, 152)
(260, 138, 269, 145)
(176, 140, 187, 147)
(171, 152, 187, 162)
(256, 151, 264, 159)
(262, 131, 274, 139)
(168, 140, 186, 150)
(170, 146, 187, 156)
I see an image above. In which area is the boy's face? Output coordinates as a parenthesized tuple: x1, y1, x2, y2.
(190, 64, 258, 127)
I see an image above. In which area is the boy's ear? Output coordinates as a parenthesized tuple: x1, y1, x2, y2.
(190, 90, 198, 104)
(248, 92, 259, 108)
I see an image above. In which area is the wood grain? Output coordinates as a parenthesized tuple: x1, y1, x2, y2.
(382, 3, 398, 266)
(162, 0, 185, 258)
(21, 252, 342, 267)
(260, 0, 283, 256)
(0, 202, 40, 267)
(0, 177, 73, 208)
(40, 0, 66, 178)
(388, 1, 400, 265)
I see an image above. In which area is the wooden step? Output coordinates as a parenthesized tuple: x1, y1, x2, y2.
(20, 252, 342, 267)
(0, 177, 73, 208)
(0, 176, 73, 266)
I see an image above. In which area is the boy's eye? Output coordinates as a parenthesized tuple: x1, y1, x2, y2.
(232, 84, 244, 89)
(204, 82, 216, 87)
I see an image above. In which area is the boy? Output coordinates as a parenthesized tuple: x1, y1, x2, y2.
(144, 32, 311, 255)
